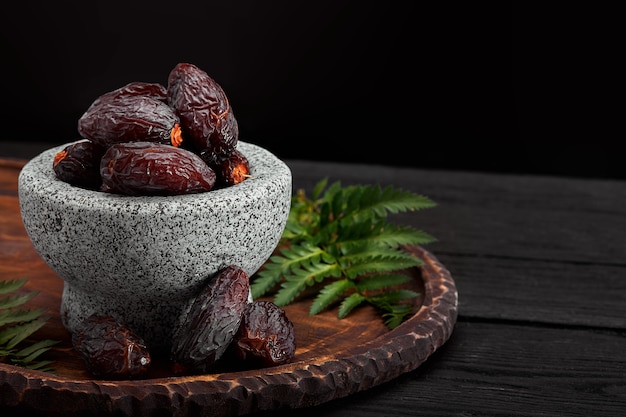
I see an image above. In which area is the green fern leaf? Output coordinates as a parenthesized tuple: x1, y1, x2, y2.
(372, 223, 437, 247)
(0, 278, 28, 294)
(0, 292, 39, 310)
(311, 177, 330, 200)
(368, 289, 420, 306)
(250, 261, 285, 299)
(0, 307, 49, 327)
(23, 360, 56, 372)
(382, 304, 414, 329)
(281, 220, 309, 241)
(252, 178, 438, 329)
(345, 184, 363, 216)
(0, 317, 48, 349)
(356, 273, 414, 291)
(336, 184, 437, 225)
(13, 340, 59, 370)
(13, 339, 59, 358)
(336, 216, 379, 239)
(321, 180, 343, 203)
(273, 281, 306, 307)
(310, 279, 356, 315)
(343, 254, 423, 279)
(337, 243, 413, 264)
(0, 278, 59, 372)
(338, 292, 366, 319)
(376, 185, 437, 214)
(251, 242, 329, 299)
(274, 261, 342, 306)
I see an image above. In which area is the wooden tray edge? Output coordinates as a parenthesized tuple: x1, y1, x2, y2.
(0, 246, 458, 416)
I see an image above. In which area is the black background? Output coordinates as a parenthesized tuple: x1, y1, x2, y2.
(1, 2, 621, 179)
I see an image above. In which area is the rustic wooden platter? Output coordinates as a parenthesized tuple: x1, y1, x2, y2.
(0, 159, 458, 417)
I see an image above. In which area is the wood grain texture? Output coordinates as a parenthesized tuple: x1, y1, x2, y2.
(0, 160, 458, 416)
(286, 160, 626, 265)
(252, 321, 626, 417)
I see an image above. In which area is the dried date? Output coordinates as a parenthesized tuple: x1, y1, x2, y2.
(88, 81, 168, 109)
(171, 264, 250, 374)
(100, 142, 216, 196)
(53, 140, 106, 190)
(209, 148, 251, 187)
(71, 314, 151, 379)
(227, 301, 296, 368)
(167, 62, 239, 164)
(78, 95, 183, 148)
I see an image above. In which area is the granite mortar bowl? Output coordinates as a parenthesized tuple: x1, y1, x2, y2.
(18, 140, 292, 351)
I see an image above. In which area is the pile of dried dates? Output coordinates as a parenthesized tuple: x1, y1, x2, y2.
(60, 64, 297, 378)
(72, 265, 296, 379)
(53, 62, 251, 195)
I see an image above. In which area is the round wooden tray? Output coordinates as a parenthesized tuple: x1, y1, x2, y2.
(0, 160, 458, 416)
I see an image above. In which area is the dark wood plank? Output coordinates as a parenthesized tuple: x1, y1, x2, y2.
(435, 253, 626, 329)
(254, 321, 626, 417)
(286, 160, 626, 265)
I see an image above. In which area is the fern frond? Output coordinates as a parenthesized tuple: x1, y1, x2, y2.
(281, 219, 309, 241)
(0, 291, 40, 310)
(368, 290, 420, 306)
(13, 339, 59, 359)
(381, 304, 415, 329)
(23, 360, 56, 372)
(13, 339, 59, 370)
(370, 223, 437, 247)
(367, 290, 419, 329)
(319, 180, 343, 203)
(356, 273, 414, 291)
(310, 279, 356, 315)
(274, 261, 342, 306)
(283, 242, 329, 269)
(338, 292, 367, 319)
(332, 217, 383, 245)
(249, 266, 283, 300)
(0, 278, 28, 294)
(311, 177, 330, 200)
(0, 317, 48, 349)
(251, 242, 329, 299)
(0, 307, 49, 327)
(252, 177, 438, 329)
(337, 243, 413, 262)
(336, 184, 437, 225)
(343, 253, 423, 279)
(0, 278, 59, 372)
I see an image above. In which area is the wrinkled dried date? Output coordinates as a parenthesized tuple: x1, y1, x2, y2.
(88, 81, 168, 109)
(71, 314, 151, 379)
(100, 142, 216, 196)
(78, 95, 183, 148)
(167, 62, 239, 164)
(209, 148, 251, 187)
(53, 140, 106, 190)
(228, 300, 296, 368)
(171, 265, 250, 374)
(56, 63, 249, 195)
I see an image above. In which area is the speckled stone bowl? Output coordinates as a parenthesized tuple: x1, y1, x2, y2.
(18, 140, 292, 350)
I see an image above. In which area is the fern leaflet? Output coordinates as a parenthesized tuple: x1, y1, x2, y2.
(253, 178, 438, 329)
(0, 277, 59, 372)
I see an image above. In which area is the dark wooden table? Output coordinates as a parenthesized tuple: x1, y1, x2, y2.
(1, 144, 625, 416)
